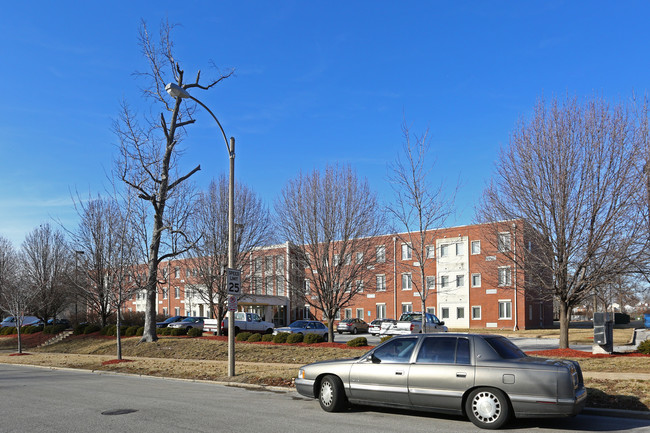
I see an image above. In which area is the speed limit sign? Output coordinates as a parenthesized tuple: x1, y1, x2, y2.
(227, 268, 241, 294)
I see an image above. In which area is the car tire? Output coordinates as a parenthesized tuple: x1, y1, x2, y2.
(319, 375, 347, 412)
(465, 388, 510, 430)
(338, 331, 343, 334)
(265, 328, 273, 334)
(352, 328, 358, 335)
(323, 333, 328, 342)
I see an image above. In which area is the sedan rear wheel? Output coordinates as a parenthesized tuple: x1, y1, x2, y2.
(465, 388, 510, 429)
(351, 327, 358, 335)
(319, 375, 346, 412)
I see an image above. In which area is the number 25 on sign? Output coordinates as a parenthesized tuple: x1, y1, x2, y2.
(227, 268, 241, 294)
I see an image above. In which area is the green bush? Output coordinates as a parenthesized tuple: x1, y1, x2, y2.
(187, 327, 203, 337)
(73, 324, 86, 335)
(22, 325, 40, 334)
(170, 327, 187, 336)
(273, 332, 289, 343)
(101, 325, 115, 336)
(261, 334, 274, 342)
(124, 326, 139, 337)
(83, 324, 101, 334)
(43, 324, 66, 334)
(286, 333, 304, 344)
(347, 337, 368, 347)
(136, 326, 144, 336)
(157, 327, 170, 336)
(638, 339, 650, 355)
(380, 335, 393, 343)
(304, 333, 324, 344)
(236, 332, 252, 342)
(247, 333, 262, 342)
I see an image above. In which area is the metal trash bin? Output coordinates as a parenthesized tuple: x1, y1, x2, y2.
(644, 313, 650, 329)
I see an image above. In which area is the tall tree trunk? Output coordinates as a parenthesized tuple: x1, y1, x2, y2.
(558, 300, 570, 349)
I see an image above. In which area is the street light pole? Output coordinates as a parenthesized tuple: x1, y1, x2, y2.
(165, 82, 237, 376)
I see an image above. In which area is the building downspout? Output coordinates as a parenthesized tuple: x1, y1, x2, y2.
(512, 222, 519, 331)
(393, 236, 397, 318)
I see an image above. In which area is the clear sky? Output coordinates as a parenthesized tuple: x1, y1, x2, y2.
(1, 1, 649, 247)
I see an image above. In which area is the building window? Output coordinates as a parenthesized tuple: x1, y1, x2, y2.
(174, 267, 180, 279)
(356, 252, 363, 264)
(426, 245, 435, 259)
(376, 303, 386, 319)
(356, 308, 363, 319)
(162, 287, 168, 299)
(440, 275, 449, 288)
(162, 307, 167, 316)
(471, 240, 481, 255)
(254, 258, 262, 273)
(276, 276, 284, 296)
(426, 306, 436, 315)
(266, 276, 274, 295)
(426, 276, 436, 290)
(402, 273, 412, 290)
(498, 232, 511, 252)
(334, 309, 340, 320)
(356, 280, 364, 293)
(304, 279, 311, 295)
(440, 244, 449, 257)
(265, 256, 273, 272)
(499, 300, 512, 319)
(344, 254, 351, 265)
(402, 302, 413, 313)
(498, 266, 512, 286)
(457, 307, 465, 319)
(254, 276, 263, 295)
(376, 245, 386, 263)
(175, 287, 180, 299)
(471, 273, 481, 288)
(376, 274, 386, 291)
(344, 308, 352, 319)
(276, 256, 284, 274)
(456, 275, 464, 287)
(333, 254, 340, 266)
(441, 307, 450, 319)
(175, 307, 180, 316)
(472, 306, 481, 320)
(401, 243, 412, 260)
(455, 243, 464, 255)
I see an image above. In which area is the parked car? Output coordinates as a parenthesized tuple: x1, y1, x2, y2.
(203, 312, 274, 335)
(336, 318, 369, 334)
(368, 318, 395, 336)
(156, 315, 187, 328)
(1, 316, 43, 328)
(46, 318, 71, 328)
(167, 317, 206, 331)
(273, 320, 329, 342)
(295, 333, 586, 429)
(379, 311, 447, 335)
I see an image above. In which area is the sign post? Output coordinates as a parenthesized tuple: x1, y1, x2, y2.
(227, 268, 240, 376)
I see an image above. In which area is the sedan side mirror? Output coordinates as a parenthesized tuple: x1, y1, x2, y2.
(370, 353, 381, 364)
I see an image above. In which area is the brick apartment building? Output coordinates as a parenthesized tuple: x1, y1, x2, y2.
(124, 220, 553, 330)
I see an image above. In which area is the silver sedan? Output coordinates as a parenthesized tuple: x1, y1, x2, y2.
(295, 333, 586, 429)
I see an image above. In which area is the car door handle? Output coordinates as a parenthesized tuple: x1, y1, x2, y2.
(395, 370, 404, 376)
(456, 372, 467, 378)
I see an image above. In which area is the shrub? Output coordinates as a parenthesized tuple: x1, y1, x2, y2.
(124, 326, 139, 337)
(121, 311, 146, 327)
(44, 324, 66, 335)
(347, 337, 368, 347)
(22, 326, 39, 334)
(136, 326, 144, 336)
(170, 327, 187, 336)
(380, 335, 393, 343)
(261, 334, 274, 342)
(638, 339, 650, 355)
(157, 327, 170, 336)
(236, 332, 252, 342)
(83, 324, 101, 334)
(6, 326, 17, 335)
(273, 332, 289, 343)
(187, 327, 203, 337)
(101, 325, 115, 336)
(286, 333, 304, 344)
(73, 324, 86, 335)
(303, 333, 324, 344)
(247, 333, 262, 342)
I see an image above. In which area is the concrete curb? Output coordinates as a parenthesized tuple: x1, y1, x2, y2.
(3, 361, 649, 420)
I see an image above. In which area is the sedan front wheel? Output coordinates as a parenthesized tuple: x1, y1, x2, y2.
(465, 387, 510, 429)
(319, 375, 346, 412)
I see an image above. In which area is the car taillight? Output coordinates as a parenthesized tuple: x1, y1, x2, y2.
(410, 323, 415, 331)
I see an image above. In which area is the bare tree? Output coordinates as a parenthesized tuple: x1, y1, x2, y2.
(387, 122, 456, 330)
(479, 95, 646, 348)
(275, 164, 387, 342)
(21, 223, 72, 323)
(114, 20, 233, 342)
(0, 236, 36, 353)
(185, 176, 273, 334)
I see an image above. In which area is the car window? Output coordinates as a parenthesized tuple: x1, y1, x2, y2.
(456, 338, 471, 364)
(416, 336, 457, 364)
(485, 336, 526, 359)
(372, 337, 417, 363)
(289, 321, 307, 328)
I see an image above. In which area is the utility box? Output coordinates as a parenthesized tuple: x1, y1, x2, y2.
(593, 312, 613, 354)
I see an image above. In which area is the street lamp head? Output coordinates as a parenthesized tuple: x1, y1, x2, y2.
(165, 82, 191, 99)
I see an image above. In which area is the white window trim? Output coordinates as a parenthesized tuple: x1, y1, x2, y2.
(376, 274, 386, 291)
(471, 273, 481, 288)
(401, 243, 412, 260)
(471, 240, 481, 255)
(498, 299, 513, 320)
(471, 306, 482, 320)
(498, 266, 512, 287)
(402, 273, 412, 291)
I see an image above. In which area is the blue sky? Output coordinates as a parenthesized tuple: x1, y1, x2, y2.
(1, 1, 649, 247)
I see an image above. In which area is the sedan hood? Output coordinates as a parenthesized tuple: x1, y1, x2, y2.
(302, 357, 359, 369)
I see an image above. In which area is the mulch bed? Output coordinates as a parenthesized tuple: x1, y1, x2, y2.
(527, 348, 650, 358)
(101, 359, 134, 365)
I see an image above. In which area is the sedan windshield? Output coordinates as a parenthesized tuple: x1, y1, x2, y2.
(288, 321, 308, 328)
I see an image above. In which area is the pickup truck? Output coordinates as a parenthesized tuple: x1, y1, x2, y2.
(203, 312, 275, 336)
(379, 312, 447, 335)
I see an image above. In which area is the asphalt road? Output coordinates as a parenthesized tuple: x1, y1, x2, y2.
(2, 364, 649, 433)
